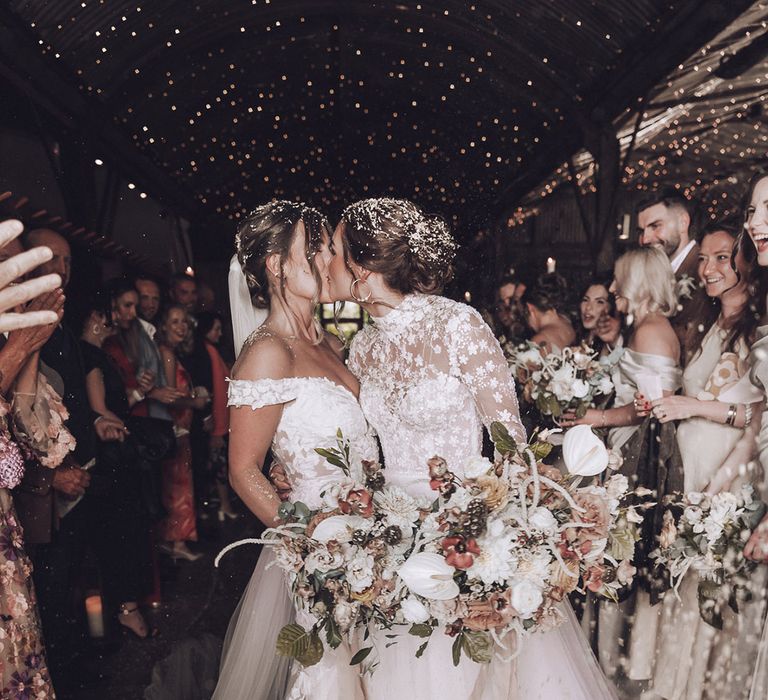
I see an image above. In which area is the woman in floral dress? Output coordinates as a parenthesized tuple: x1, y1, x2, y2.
(0, 277, 70, 698)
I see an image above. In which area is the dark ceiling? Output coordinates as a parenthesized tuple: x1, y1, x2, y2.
(0, 0, 756, 253)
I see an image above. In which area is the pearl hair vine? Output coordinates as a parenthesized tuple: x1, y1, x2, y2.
(341, 197, 458, 268)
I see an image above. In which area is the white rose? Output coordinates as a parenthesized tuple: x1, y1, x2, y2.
(464, 456, 494, 480)
(398, 553, 459, 600)
(304, 545, 344, 574)
(597, 376, 614, 395)
(571, 379, 590, 399)
(528, 507, 558, 534)
(400, 596, 430, 624)
(333, 600, 357, 632)
(510, 580, 543, 617)
(346, 550, 375, 593)
(562, 425, 608, 477)
(604, 474, 629, 501)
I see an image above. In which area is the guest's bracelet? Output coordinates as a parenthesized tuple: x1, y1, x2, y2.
(744, 403, 754, 429)
(600, 410, 607, 428)
(726, 404, 737, 426)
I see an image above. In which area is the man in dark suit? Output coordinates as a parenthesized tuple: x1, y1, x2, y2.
(637, 190, 703, 357)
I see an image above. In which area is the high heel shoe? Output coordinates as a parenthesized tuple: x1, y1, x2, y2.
(170, 543, 202, 562)
(217, 508, 239, 522)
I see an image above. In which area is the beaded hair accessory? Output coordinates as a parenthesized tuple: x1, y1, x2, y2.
(341, 198, 458, 268)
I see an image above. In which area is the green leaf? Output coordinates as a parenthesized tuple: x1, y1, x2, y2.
(530, 441, 552, 461)
(415, 640, 429, 658)
(325, 616, 343, 649)
(350, 647, 373, 665)
(490, 421, 517, 454)
(451, 633, 463, 667)
(462, 631, 494, 664)
(314, 448, 348, 473)
(275, 624, 324, 667)
(408, 623, 433, 638)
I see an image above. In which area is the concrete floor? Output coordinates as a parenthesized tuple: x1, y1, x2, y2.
(55, 510, 263, 700)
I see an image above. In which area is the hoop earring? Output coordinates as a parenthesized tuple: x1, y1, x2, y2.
(350, 278, 372, 303)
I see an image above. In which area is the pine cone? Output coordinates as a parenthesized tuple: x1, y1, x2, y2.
(383, 525, 402, 545)
(463, 498, 488, 538)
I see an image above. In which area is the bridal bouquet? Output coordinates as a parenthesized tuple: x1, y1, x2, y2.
(235, 424, 641, 669)
(506, 341, 617, 419)
(394, 424, 640, 664)
(650, 487, 766, 629)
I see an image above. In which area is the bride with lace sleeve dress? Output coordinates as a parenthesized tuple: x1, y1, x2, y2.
(328, 198, 616, 699)
(212, 202, 378, 700)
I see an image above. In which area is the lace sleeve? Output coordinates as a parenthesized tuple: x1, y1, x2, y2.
(227, 378, 299, 410)
(12, 373, 77, 468)
(447, 305, 527, 443)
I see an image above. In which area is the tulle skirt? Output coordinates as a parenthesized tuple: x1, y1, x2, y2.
(212, 548, 364, 700)
(363, 603, 616, 700)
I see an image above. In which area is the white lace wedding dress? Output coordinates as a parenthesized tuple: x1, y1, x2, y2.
(212, 371, 379, 700)
(348, 293, 617, 699)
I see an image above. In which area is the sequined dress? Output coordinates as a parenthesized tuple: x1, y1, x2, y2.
(349, 293, 616, 699)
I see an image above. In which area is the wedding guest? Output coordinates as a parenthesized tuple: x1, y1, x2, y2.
(135, 275, 162, 338)
(103, 281, 181, 418)
(521, 273, 575, 351)
(0, 233, 68, 696)
(561, 246, 682, 685)
(575, 278, 619, 355)
(169, 273, 198, 315)
(494, 274, 527, 342)
(736, 168, 768, 700)
(156, 305, 208, 561)
(648, 222, 763, 697)
(74, 297, 156, 638)
(189, 312, 235, 520)
(637, 189, 705, 354)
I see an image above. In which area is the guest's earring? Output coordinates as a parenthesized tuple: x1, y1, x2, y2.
(92, 324, 102, 335)
(350, 278, 372, 303)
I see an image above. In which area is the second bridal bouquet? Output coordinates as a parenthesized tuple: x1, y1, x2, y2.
(506, 341, 618, 419)
(228, 424, 640, 669)
(650, 487, 767, 629)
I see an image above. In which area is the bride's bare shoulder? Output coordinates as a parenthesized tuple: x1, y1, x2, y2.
(232, 329, 294, 381)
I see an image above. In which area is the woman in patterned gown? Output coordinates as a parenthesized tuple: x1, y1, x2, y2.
(325, 197, 616, 699)
(0, 275, 69, 699)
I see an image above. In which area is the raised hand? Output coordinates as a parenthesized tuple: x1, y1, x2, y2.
(0, 219, 61, 331)
(6, 289, 65, 354)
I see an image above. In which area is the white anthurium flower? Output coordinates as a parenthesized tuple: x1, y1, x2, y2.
(563, 425, 609, 477)
(398, 552, 460, 600)
(400, 596, 430, 624)
(311, 515, 371, 543)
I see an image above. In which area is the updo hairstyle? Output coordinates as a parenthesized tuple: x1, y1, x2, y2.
(339, 198, 457, 295)
(236, 200, 332, 308)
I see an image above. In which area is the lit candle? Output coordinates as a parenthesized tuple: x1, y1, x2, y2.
(464, 290, 472, 303)
(546, 257, 556, 273)
(85, 595, 105, 638)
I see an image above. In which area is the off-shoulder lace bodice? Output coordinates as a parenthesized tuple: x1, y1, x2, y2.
(348, 294, 526, 500)
(228, 376, 378, 509)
